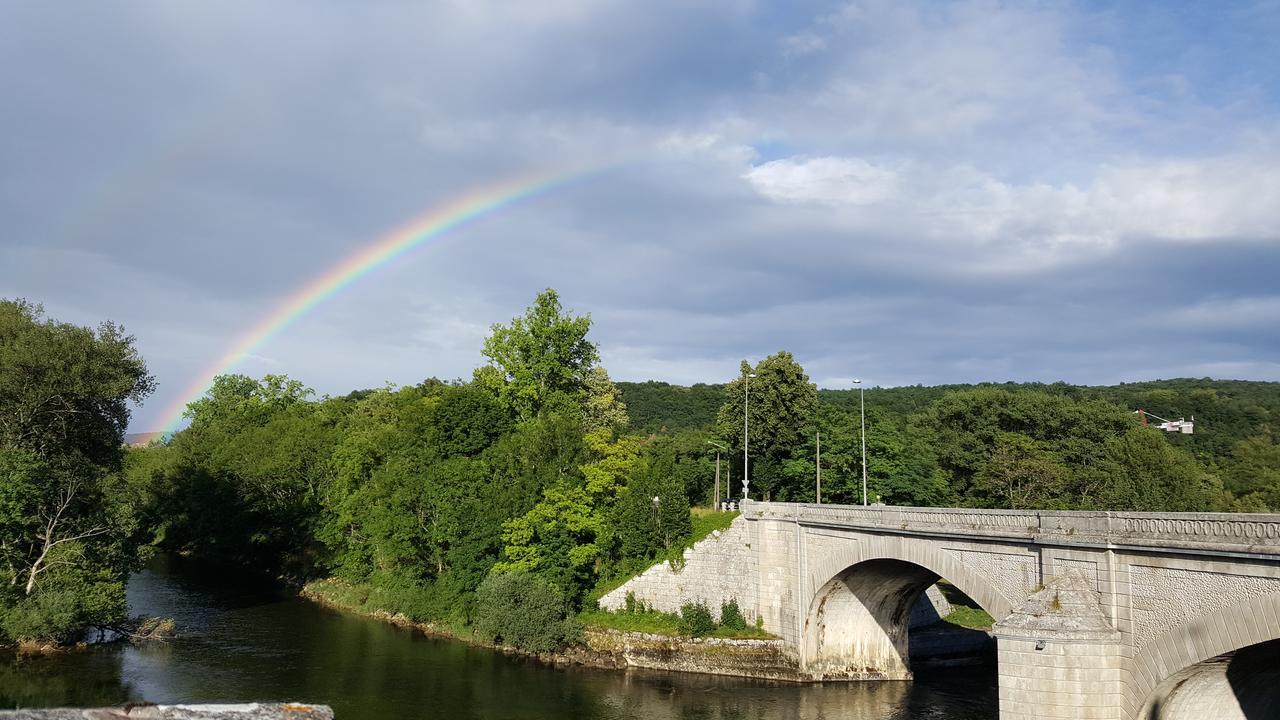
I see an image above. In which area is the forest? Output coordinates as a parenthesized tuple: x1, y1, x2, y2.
(2, 292, 1278, 649)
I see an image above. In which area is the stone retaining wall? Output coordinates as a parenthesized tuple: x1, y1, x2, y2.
(598, 516, 757, 622)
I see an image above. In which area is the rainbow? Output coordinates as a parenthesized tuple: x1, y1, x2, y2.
(159, 168, 599, 432)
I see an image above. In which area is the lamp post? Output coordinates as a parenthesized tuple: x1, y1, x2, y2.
(744, 372, 756, 501)
(854, 378, 867, 505)
(707, 440, 727, 509)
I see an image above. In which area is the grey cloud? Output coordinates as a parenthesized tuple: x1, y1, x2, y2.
(1, 1, 1277, 431)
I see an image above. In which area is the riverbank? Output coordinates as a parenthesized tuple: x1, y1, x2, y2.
(301, 577, 993, 681)
(300, 578, 799, 678)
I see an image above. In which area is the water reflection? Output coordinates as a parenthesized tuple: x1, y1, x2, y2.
(0, 557, 995, 720)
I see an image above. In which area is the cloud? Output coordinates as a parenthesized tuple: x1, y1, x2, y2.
(744, 156, 898, 205)
(1, 1, 1278, 431)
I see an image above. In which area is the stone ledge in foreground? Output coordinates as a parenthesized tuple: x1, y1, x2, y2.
(0, 703, 333, 720)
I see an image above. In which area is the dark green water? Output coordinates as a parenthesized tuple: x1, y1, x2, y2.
(0, 557, 996, 719)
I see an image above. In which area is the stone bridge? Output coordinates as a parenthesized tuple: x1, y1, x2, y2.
(600, 501, 1280, 720)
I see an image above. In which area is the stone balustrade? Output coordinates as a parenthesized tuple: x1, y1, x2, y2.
(745, 501, 1280, 556)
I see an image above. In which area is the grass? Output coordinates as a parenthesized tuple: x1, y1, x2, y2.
(579, 608, 682, 635)
(938, 605, 995, 630)
(578, 607, 776, 639)
(586, 509, 739, 605)
(920, 580, 995, 630)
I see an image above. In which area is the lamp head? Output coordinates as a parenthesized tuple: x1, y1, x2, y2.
(748, 373, 757, 378)
(852, 378, 862, 385)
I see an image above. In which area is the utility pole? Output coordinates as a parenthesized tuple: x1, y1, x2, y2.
(855, 378, 867, 506)
(707, 440, 727, 509)
(744, 372, 756, 501)
(816, 431, 822, 504)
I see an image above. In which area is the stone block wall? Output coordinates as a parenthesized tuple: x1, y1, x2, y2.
(997, 637, 1123, 720)
(598, 515, 758, 622)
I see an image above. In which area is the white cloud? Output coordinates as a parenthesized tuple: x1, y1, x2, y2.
(743, 156, 898, 206)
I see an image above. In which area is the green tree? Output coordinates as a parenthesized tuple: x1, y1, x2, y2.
(1225, 433, 1280, 510)
(615, 443, 692, 561)
(473, 570, 579, 652)
(715, 352, 817, 500)
(0, 300, 154, 640)
(480, 289, 599, 420)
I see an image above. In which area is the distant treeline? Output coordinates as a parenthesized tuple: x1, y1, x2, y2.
(620, 378, 1280, 509)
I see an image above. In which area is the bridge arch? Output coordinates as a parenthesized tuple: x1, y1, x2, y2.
(800, 539, 1014, 678)
(1133, 592, 1280, 720)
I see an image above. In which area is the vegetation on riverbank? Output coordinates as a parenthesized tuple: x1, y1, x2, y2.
(0, 300, 154, 649)
(579, 603, 773, 640)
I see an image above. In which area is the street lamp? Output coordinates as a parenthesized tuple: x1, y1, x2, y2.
(744, 372, 757, 501)
(706, 440, 728, 509)
(854, 378, 867, 506)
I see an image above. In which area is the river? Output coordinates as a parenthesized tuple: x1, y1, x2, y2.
(0, 556, 997, 719)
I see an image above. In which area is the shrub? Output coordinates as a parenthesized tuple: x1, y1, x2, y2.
(677, 601, 715, 637)
(472, 571, 579, 652)
(719, 599, 747, 631)
(1, 580, 125, 645)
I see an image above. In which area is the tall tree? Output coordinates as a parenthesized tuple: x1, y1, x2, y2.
(0, 300, 153, 641)
(715, 352, 817, 500)
(480, 289, 599, 420)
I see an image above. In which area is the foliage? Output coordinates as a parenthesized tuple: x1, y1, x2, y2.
(472, 571, 580, 652)
(479, 289, 599, 421)
(614, 443, 692, 563)
(677, 601, 716, 637)
(581, 597, 768, 635)
(0, 299, 153, 643)
(719, 599, 747, 631)
(715, 352, 817, 501)
(617, 381, 725, 433)
(578, 607, 682, 635)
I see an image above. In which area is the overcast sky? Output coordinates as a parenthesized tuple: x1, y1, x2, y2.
(3, 1, 1279, 432)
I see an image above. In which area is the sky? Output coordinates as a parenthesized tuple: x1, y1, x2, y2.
(2, 1, 1279, 432)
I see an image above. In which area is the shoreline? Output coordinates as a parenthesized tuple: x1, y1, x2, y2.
(299, 578, 992, 682)
(298, 578, 804, 678)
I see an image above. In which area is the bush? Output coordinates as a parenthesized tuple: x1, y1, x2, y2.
(719, 599, 747, 631)
(1, 580, 126, 644)
(677, 601, 715, 637)
(472, 571, 579, 652)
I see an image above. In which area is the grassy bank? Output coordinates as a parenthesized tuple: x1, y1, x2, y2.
(580, 608, 774, 639)
(301, 578, 476, 642)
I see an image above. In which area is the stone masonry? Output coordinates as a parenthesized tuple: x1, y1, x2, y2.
(603, 500, 1280, 720)
(599, 516, 758, 622)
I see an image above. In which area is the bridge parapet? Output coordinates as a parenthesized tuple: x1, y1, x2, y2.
(744, 501, 1280, 557)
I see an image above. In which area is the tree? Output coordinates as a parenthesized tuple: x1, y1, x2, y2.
(614, 444, 692, 561)
(480, 289, 599, 420)
(715, 352, 817, 500)
(0, 300, 153, 640)
(582, 367, 630, 433)
(1225, 433, 1280, 510)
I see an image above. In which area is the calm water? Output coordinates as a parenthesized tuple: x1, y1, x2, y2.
(0, 557, 997, 719)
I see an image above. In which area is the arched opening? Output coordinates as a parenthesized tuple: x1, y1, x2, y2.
(803, 559, 998, 680)
(1144, 639, 1280, 720)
